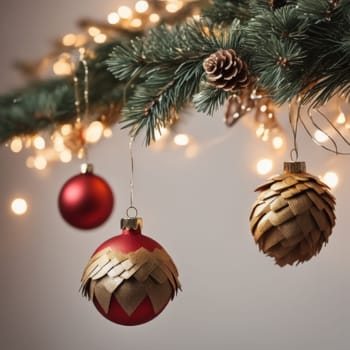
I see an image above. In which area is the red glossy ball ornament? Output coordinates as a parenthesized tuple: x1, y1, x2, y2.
(80, 216, 181, 326)
(58, 163, 114, 229)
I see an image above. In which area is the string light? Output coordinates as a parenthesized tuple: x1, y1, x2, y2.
(62, 33, 77, 46)
(85, 121, 104, 143)
(94, 33, 107, 44)
(174, 134, 190, 146)
(103, 127, 113, 138)
(131, 18, 142, 28)
(118, 6, 133, 19)
(53, 133, 65, 152)
(257, 159, 273, 175)
(149, 13, 160, 23)
(322, 172, 339, 189)
(59, 149, 72, 163)
(10, 137, 23, 153)
(53, 58, 72, 76)
(61, 124, 72, 136)
(255, 124, 265, 138)
(107, 12, 120, 24)
(336, 112, 346, 125)
(135, 1, 149, 13)
(88, 26, 100, 37)
(166, 1, 183, 13)
(33, 135, 46, 150)
(11, 198, 28, 216)
(74, 34, 87, 47)
(260, 104, 268, 112)
(314, 130, 329, 143)
(34, 155, 47, 170)
(272, 136, 284, 150)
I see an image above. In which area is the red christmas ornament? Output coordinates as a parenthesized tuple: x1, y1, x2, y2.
(58, 163, 114, 229)
(80, 216, 181, 326)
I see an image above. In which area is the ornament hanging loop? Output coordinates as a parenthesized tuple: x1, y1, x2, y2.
(289, 96, 301, 162)
(126, 206, 138, 218)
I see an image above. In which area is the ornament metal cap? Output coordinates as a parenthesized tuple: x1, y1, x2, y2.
(283, 161, 306, 173)
(121, 217, 143, 230)
(80, 163, 94, 174)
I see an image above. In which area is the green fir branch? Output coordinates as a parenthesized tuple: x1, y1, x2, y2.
(109, 20, 243, 144)
(202, 0, 252, 23)
(193, 84, 232, 115)
(0, 41, 125, 143)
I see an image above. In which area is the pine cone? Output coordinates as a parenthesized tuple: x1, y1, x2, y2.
(203, 49, 250, 91)
(268, 0, 288, 10)
(250, 162, 336, 266)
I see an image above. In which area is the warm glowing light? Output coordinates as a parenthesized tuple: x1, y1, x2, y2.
(154, 127, 168, 141)
(257, 159, 273, 175)
(193, 14, 200, 21)
(33, 135, 46, 150)
(85, 121, 104, 143)
(74, 34, 87, 47)
(314, 130, 329, 143)
(103, 127, 113, 138)
(166, 1, 183, 13)
(53, 134, 65, 152)
(149, 13, 160, 23)
(94, 33, 107, 44)
(107, 12, 120, 24)
(59, 149, 72, 163)
(61, 124, 72, 136)
(26, 156, 35, 168)
(34, 155, 47, 170)
(174, 134, 190, 146)
(131, 18, 142, 27)
(336, 112, 346, 125)
(135, 0, 149, 13)
(62, 33, 76, 46)
(260, 104, 268, 112)
(261, 130, 269, 142)
(256, 124, 265, 138)
(53, 60, 72, 76)
(322, 172, 339, 189)
(272, 136, 284, 149)
(10, 137, 23, 153)
(118, 6, 133, 19)
(11, 198, 28, 216)
(88, 26, 100, 37)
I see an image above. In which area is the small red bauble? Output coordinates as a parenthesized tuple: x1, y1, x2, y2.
(81, 217, 181, 326)
(58, 163, 114, 229)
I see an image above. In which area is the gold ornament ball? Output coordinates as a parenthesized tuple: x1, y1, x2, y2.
(250, 162, 336, 266)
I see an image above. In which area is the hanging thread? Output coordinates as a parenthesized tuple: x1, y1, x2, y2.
(127, 136, 138, 218)
(289, 97, 301, 161)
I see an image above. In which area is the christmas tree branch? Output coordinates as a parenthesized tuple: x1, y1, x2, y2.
(0, 42, 124, 143)
(108, 19, 243, 144)
(1, 0, 350, 146)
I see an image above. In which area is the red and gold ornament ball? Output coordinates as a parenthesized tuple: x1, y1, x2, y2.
(58, 163, 114, 229)
(80, 216, 181, 326)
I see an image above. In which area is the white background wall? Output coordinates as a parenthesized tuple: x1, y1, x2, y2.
(1, 1, 350, 349)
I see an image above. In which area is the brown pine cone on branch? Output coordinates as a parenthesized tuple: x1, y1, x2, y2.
(203, 49, 250, 92)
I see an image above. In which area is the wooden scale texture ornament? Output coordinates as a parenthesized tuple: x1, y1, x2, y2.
(250, 161, 336, 266)
(81, 212, 181, 326)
